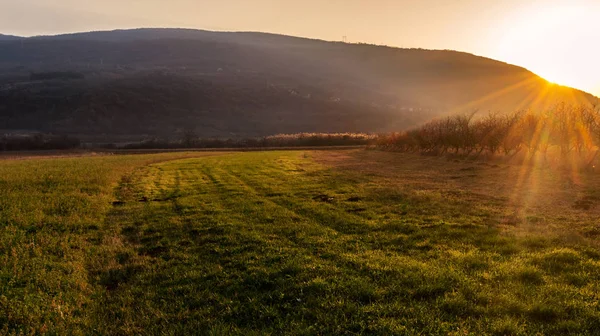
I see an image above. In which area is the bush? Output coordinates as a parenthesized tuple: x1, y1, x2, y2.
(122, 133, 375, 149)
(376, 104, 600, 162)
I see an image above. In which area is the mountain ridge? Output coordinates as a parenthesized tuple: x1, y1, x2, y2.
(0, 34, 22, 41)
(0, 28, 596, 141)
(5, 28, 588, 87)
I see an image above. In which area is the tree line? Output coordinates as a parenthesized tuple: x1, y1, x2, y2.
(375, 104, 600, 159)
(122, 133, 375, 150)
(1, 134, 81, 151)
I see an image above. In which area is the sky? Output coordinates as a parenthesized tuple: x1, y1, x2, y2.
(1, 0, 598, 96)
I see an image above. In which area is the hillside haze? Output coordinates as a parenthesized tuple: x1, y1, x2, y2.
(0, 34, 22, 41)
(0, 28, 596, 141)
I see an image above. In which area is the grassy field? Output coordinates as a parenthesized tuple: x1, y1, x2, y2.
(2, 150, 600, 335)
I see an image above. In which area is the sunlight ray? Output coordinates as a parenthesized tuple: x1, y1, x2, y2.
(447, 77, 539, 115)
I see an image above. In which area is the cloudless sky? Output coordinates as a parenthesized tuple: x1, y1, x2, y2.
(1, 0, 598, 96)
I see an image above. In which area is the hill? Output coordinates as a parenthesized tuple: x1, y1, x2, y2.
(0, 28, 596, 141)
(0, 34, 22, 41)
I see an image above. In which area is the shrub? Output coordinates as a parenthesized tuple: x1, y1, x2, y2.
(376, 104, 600, 163)
(122, 133, 376, 149)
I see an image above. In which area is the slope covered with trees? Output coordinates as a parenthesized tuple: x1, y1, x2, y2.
(0, 28, 596, 141)
(0, 34, 22, 41)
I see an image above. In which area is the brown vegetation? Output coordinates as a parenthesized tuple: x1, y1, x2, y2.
(123, 132, 375, 149)
(376, 104, 600, 167)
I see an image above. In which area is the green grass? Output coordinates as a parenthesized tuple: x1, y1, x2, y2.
(2, 150, 600, 335)
(0, 152, 221, 335)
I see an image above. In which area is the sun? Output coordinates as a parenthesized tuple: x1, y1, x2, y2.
(494, 2, 599, 96)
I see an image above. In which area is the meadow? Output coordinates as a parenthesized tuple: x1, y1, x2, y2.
(2, 150, 600, 335)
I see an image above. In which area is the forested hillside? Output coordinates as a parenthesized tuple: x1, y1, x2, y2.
(0, 29, 596, 141)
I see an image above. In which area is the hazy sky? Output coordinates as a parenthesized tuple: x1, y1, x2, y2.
(1, 0, 598, 96)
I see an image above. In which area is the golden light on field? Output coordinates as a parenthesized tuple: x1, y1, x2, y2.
(494, 2, 599, 96)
